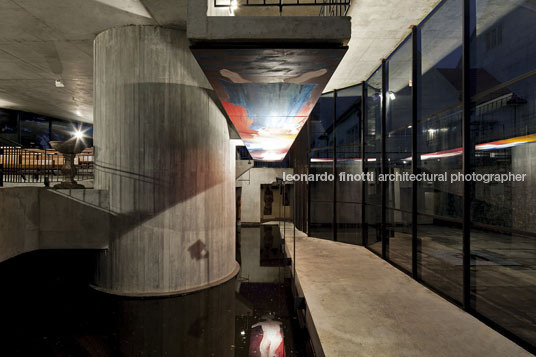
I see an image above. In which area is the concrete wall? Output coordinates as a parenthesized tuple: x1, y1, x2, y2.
(93, 26, 237, 296)
(237, 168, 292, 224)
(0, 187, 109, 263)
(187, 0, 351, 44)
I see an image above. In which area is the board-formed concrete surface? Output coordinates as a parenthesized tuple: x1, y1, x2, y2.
(0, 187, 109, 263)
(93, 26, 237, 296)
(278, 223, 532, 357)
(0, 0, 440, 123)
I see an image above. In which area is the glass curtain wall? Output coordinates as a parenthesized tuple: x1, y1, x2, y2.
(470, 0, 536, 347)
(21, 114, 50, 148)
(364, 69, 383, 254)
(417, 0, 464, 304)
(0, 109, 19, 146)
(336, 85, 363, 245)
(290, 125, 309, 232)
(289, 0, 536, 350)
(0, 109, 94, 149)
(309, 93, 335, 240)
(290, 87, 365, 244)
(386, 37, 413, 271)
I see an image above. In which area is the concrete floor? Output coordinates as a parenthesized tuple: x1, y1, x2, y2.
(277, 222, 532, 357)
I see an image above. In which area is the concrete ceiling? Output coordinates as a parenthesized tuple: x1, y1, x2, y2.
(0, 0, 442, 123)
(0, 0, 186, 123)
(325, 0, 441, 92)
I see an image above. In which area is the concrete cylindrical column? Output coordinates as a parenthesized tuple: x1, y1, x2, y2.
(92, 26, 238, 296)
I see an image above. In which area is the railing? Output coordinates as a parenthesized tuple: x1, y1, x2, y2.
(214, 0, 351, 16)
(319, 0, 350, 16)
(0, 136, 22, 147)
(0, 146, 94, 186)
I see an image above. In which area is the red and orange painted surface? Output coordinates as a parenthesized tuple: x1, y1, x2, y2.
(193, 48, 346, 161)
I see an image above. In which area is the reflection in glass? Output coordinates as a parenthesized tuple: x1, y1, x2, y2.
(21, 114, 50, 149)
(366, 204, 382, 255)
(418, 215, 463, 302)
(336, 85, 362, 244)
(470, 0, 536, 343)
(0, 109, 17, 134)
(416, 0, 463, 303)
(386, 208, 412, 271)
(386, 36, 413, 270)
(309, 93, 334, 241)
(364, 68, 383, 253)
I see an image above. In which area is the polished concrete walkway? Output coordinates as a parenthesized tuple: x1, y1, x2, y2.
(276, 222, 532, 357)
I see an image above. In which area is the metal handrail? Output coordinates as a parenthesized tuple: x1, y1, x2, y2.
(0, 136, 22, 147)
(0, 146, 94, 186)
(213, 0, 351, 15)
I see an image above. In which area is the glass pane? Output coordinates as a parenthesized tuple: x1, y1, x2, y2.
(473, 0, 536, 95)
(310, 93, 334, 150)
(336, 85, 362, 149)
(418, 214, 463, 302)
(386, 37, 413, 270)
(470, 229, 536, 346)
(470, 0, 536, 345)
(309, 92, 335, 241)
(309, 149, 333, 241)
(364, 144, 381, 208)
(20, 114, 50, 149)
(366, 68, 382, 142)
(309, 202, 333, 241)
(386, 38, 412, 134)
(336, 85, 362, 245)
(386, 208, 412, 272)
(0, 109, 18, 145)
(364, 67, 383, 252)
(416, 0, 463, 303)
(364, 67, 383, 207)
(290, 127, 309, 233)
(0, 109, 17, 134)
(366, 204, 382, 255)
(336, 202, 360, 245)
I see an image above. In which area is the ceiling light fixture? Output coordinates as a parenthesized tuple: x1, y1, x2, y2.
(73, 129, 84, 140)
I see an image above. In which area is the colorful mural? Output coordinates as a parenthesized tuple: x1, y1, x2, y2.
(192, 48, 347, 161)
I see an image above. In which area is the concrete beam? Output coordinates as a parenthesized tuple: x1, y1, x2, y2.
(187, 0, 350, 45)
